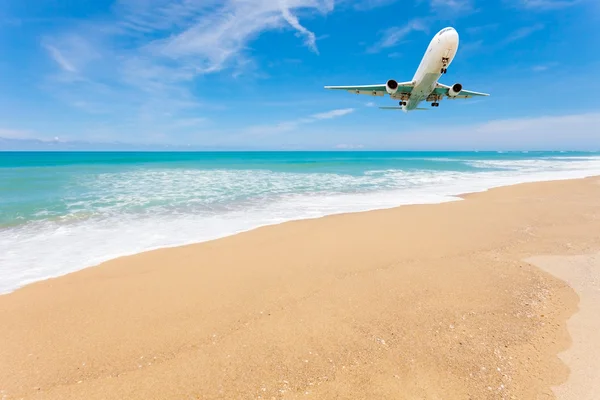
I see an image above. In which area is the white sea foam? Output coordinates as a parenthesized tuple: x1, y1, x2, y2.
(2, 156, 600, 294)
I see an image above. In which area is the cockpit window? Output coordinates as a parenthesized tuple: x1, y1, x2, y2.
(439, 28, 452, 35)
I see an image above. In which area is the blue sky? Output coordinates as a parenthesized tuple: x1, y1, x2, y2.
(0, 0, 599, 150)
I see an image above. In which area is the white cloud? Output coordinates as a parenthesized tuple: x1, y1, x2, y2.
(245, 107, 355, 135)
(334, 143, 364, 149)
(474, 113, 600, 135)
(380, 113, 600, 150)
(361, 0, 474, 50)
(43, 0, 334, 81)
(353, 0, 398, 10)
(0, 128, 33, 139)
(532, 65, 548, 72)
(531, 62, 557, 72)
(429, 0, 473, 12)
(44, 44, 77, 73)
(355, 0, 473, 13)
(466, 24, 500, 35)
(7, 112, 600, 150)
(518, 0, 581, 10)
(279, 2, 319, 54)
(368, 19, 429, 53)
(39, 0, 335, 142)
(311, 108, 355, 120)
(42, 34, 102, 78)
(133, 0, 332, 74)
(503, 23, 544, 43)
(459, 40, 484, 56)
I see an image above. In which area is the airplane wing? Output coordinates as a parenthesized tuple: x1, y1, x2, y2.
(434, 83, 489, 99)
(324, 82, 414, 97)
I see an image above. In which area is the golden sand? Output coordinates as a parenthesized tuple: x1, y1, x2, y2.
(2, 177, 600, 399)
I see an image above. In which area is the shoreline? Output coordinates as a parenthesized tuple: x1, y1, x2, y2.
(527, 253, 600, 400)
(3, 173, 600, 296)
(2, 176, 600, 399)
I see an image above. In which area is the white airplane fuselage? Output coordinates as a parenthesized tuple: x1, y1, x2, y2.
(324, 27, 488, 110)
(403, 27, 459, 111)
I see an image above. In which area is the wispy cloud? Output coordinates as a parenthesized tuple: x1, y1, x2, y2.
(353, 0, 398, 10)
(10, 112, 600, 150)
(532, 62, 558, 72)
(503, 23, 544, 43)
(44, 0, 334, 86)
(476, 113, 600, 135)
(42, 34, 102, 78)
(245, 108, 355, 135)
(136, 0, 332, 74)
(366, 0, 476, 53)
(429, 0, 473, 13)
(379, 113, 600, 150)
(518, 0, 581, 10)
(460, 40, 484, 55)
(44, 44, 77, 73)
(279, 3, 319, 54)
(39, 0, 335, 141)
(466, 23, 500, 35)
(311, 108, 355, 120)
(368, 19, 429, 53)
(334, 143, 365, 149)
(0, 128, 33, 140)
(354, 0, 473, 13)
(0, 16, 22, 27)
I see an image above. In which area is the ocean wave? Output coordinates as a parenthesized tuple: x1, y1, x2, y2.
(2, 155, 600, 294)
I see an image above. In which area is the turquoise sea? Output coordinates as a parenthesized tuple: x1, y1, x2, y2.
(2, 151, 600, 294)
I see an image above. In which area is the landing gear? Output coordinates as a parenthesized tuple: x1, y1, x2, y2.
(431, 102, 440, 107)
(441, 57, 449, 74)
(399, 101, 407, 106)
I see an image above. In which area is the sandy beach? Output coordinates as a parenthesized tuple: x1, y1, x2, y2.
(2, 177, 600, 400)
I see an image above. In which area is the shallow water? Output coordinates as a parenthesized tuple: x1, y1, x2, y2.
(2, 151, 600, 294)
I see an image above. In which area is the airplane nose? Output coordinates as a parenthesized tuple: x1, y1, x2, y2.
(445, 28, 459, 47)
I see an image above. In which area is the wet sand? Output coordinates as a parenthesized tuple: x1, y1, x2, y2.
(2, 177, 600, 399)
(527, 253, 600, 400)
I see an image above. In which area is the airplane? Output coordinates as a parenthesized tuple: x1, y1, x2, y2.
(324, 27, 489, 112)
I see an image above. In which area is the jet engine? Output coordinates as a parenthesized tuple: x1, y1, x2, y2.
(448, 83, 463, 97)
(386, 79, 399, 95)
